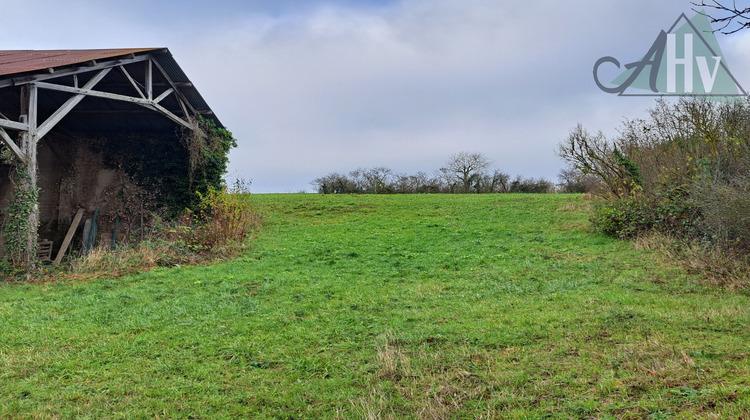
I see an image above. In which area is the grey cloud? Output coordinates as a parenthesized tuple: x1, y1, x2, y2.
(4, 0, 747, 193)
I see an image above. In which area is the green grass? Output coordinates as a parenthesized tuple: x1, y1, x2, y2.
(1, 194, 749, 418)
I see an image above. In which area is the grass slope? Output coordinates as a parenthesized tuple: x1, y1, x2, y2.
(1, 194, 748, 418)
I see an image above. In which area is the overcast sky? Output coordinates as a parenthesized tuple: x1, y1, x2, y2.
(5, 0, 750, 192)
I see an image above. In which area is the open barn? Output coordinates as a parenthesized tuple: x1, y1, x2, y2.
(0, 48, 223, 263)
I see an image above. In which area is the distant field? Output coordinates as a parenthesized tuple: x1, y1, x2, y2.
(1, 194, 748, 418)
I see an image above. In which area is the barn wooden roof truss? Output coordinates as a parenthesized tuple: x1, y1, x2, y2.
(0, 48, 215, 163)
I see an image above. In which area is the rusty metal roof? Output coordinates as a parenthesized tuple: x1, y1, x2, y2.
(0, 48, 159, 77)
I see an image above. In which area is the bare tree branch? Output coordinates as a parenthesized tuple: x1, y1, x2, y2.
(692, 1, 750, 34)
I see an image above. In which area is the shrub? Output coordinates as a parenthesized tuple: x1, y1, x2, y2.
(563, 98, 750, 281)
(689, 164, 750, 251)
(557, 168, 599, 193)
(508, 176, 554, 193)
(313, 172, 360, 194)
(592, 197, 654, 238)
(591, 191, 695, 239)
(186, 186, 261, 251)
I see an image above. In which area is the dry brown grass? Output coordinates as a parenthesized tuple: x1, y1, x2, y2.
(351, 334, 497, 420)
(47, 242, 192, 282)
(28, 190, 263, 283)
(634, 233, 750, 289)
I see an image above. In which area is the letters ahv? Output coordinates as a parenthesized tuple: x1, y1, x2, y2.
(593, 12, 747, 97)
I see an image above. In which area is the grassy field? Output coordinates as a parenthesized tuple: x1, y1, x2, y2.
(1, 194, 749, 418)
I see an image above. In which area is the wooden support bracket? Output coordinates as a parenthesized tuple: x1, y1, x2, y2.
(0, 127, 25, 161)
(35, 68, 112, 140)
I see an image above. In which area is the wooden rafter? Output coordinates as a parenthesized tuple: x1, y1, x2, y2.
(148, 56, 196, 119)
(117, 65, 146, 99)
(0, 55, 151, 89)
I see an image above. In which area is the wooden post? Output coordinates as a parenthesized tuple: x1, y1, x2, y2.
(17, 84, 40, 266)
(145, 59, 153, 100)
(81, 219, 92, 255)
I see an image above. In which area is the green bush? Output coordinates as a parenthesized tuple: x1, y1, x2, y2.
(592, 191, 696, 239)
(185, 186, 261, 251)
(592, 197, 654, 238)
(565, 98, 749, 281)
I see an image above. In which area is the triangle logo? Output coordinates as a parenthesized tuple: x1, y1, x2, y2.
(594, 12, 747, 98)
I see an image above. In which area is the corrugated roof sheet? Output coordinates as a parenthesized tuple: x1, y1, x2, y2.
(0, 48, 159, 77)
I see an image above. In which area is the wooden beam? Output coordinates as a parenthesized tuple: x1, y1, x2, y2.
(54, 208, 84, 265)
(152, 102, 192, 129)
(118, 65, 146, 99)
(19, 85, 39, 266)
(35, 81, 158, 105)
(0, 118, 29, 131)
(154, 88, 173, 104)
(177, 96, 190, 122)
(0, 127, 24, 161)
(149, 56, 197, 114)
(28, 84, 37, 137)
(35, 68, 111, 139)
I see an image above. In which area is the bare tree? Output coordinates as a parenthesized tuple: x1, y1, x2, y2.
(440, 152, 492, 193)
(361, 167, 394, 194)
(693, 1, 750, 34)
(394, 171, 444, 193)
(485, 169, 511, 193)
(557, 124, 637, 198)
(557, 168, 599, 194)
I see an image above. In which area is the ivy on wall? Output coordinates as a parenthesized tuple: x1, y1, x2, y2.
(183, 116, 238, 211)
(95, 116, 236, 217)
(1, 163, 39, 267)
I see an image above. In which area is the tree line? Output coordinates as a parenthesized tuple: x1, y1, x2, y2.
(312, 152, 554, 194)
